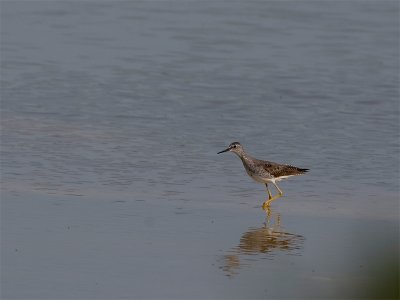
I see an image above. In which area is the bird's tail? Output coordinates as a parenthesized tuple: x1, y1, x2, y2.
(296, 168, 309, 174)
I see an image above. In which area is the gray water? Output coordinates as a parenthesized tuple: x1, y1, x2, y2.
(1, 1, 399, 299)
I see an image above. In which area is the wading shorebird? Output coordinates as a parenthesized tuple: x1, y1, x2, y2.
(218, 142, 309, 209)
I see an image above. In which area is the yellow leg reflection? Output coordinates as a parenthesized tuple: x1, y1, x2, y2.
(263, 207, 281, 230)
(221, 207, 304, 277)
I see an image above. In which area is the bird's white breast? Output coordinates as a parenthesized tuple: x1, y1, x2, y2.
(246, 170, 268, 183)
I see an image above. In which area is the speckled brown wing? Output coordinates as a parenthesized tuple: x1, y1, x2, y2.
(263, 163, 309, 178)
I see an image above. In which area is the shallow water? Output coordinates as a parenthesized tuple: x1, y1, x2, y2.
(1, 1, 399, 299)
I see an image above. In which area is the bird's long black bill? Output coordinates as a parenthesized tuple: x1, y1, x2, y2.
(217, 148, 230, 154)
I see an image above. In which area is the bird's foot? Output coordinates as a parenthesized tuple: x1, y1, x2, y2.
(262, 194, 282, 210)
(262, 201, 271, 210)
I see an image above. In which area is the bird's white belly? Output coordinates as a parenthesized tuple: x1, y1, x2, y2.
(246, 170, 294, 183)
(246, 171, 269, 183)
(274, 175, 295, 181)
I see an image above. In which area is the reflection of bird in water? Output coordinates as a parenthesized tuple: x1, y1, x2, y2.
(218, 142, 308, 209)
(221, 209, 304, 277)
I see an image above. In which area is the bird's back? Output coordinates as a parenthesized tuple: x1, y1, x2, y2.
(253, 158, 308, 178)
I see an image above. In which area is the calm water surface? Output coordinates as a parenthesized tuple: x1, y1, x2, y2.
(1, 1, 399, 299)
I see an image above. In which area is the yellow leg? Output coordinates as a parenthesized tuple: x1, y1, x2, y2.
(265, 183, 273, 200)
(262, 194, 281, 209)
(262, 181, 283, 209)
(272, 181, 283, 196)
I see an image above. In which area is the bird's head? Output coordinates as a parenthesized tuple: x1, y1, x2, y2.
(217, 142, 244, 156)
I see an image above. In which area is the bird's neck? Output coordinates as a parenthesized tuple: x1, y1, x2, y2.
(235, 150, 251, 161)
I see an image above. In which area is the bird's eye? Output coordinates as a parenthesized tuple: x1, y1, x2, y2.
(233, 145, 236, 148)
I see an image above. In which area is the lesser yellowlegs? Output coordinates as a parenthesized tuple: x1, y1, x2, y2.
(218, 142, 309, 209)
